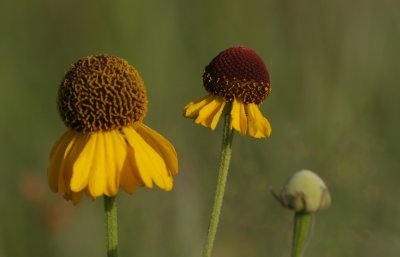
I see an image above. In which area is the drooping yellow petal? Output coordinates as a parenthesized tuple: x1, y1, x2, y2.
(87, 133, 107, 198)
(48, 130, 77, 192)
(246, 103, 272, 138)
(194, 96, 226, 130)
(58, 133, 89, 195)
(120, 131, 146, 191)
(120, 150, 137, 194)
(183, 94, 215, 118)
(103, 131, 127, 196)
(123, 126, 173, 191)
(230, 98, 247, 136)
(135, 123, 178, 176)
(49, 130, 73, 160)
(70, 133, 97, 192)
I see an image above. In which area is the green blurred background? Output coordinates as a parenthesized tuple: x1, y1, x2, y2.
(1, 0, 399, 256)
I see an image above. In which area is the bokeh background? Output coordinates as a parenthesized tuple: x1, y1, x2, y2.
(1, 0, 399, 256)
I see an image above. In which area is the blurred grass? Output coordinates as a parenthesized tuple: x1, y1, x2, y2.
(1, 0, 400, 256)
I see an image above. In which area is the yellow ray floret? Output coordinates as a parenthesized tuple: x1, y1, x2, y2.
(183, 94, 226, 130)
(183, 94, 271, 138)
(246, 103, 271, 138)
(48, 124, 178, 204)
(134, 124, 178, 176)
(123, 125, 174, 191)
(230, 98, 248, 136)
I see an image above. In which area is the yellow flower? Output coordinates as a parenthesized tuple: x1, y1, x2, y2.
(48, 55, 178, 204)
(183, 46, 272, 138)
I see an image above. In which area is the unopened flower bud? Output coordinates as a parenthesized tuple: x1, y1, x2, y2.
(272, 169, 331, 213)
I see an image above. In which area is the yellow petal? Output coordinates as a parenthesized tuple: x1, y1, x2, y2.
(194, 96, 226, 130)
(123, 126, 173, 191)
(135, 123, 178, 176)
(48, 130, 77, 192)
(119, 131, 146, 190)
(103, 131, 127, 196)
(49, 130, 72, 159)
(246, 103, 272, 138)
(58, 133, 88, 195)
(116, 129, 146, 191)
(87, 133, 107, 198)
(183, 94, 215, 118)
(120, 154, 137, 194)
(70, 133, 97, 192)
(230, 98, 247, 135)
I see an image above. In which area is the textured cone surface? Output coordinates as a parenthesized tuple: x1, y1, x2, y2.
(58, 55, 147, 132)
(203, 46, 271, 104)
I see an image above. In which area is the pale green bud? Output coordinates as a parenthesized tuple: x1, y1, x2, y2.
(272, 169, 331, 213)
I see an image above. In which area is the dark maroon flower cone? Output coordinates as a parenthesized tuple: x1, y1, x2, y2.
(203, 46, 271, 104)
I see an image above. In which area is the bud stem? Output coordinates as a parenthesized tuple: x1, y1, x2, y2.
(202, 109, 234, 257)
(104, 196, 119, 257)
(292, 212, 312, 257)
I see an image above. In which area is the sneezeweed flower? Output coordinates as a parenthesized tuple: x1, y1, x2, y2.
(48, 55, 178, 205)
(49, 55, 179, 256)
(272, 170, 331, 257)
(185, 46, 273, 257)
(183, 46, 272, 138)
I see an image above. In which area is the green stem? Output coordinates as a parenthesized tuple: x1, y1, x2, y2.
(202, 112, 235, 257)
(292, 212, 312, 257)
(104, 196, 119, 257)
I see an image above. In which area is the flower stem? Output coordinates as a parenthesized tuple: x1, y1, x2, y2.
(202, 112, 235, 257)
(292, 212, 312, 257)
(104, 196, 119, 257)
